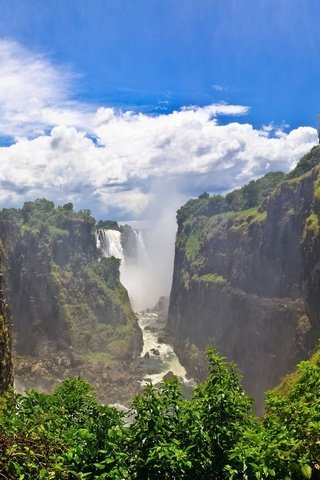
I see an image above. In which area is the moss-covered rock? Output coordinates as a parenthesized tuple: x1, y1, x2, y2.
(0, 199, 143, 403)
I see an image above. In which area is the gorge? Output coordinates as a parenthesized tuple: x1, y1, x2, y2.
(1, 4, 320, 476)
(0, 146, 319, 414)
(96, 225, 194, 391)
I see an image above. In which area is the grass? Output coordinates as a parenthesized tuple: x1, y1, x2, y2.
(229, 207, 267, 233)
(192, 273, 227, 285)
(185, 232, 202, 262)
(274, 342, 320, 397)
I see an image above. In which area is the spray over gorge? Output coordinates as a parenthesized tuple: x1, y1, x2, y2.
(1, 149, 320, 477)
(1, 3, 320, 475)
(2, 145, 320, 414)
(95, 224, 193, 389)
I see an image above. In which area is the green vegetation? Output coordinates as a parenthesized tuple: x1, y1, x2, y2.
(177, 171, 285, 224)
(303, 170, 320, 236)
(96, 220, 120, 231)
(177, 147, 320, 236)
(193, 273, 227, 285)
(49, 257, 137, 359)
(175, 171, 286, 281)
(181, 269, 191, 289)
(0, 199, 140, 365)
(275, 340, 320, 397)
(175, 148, 320, 292)
(304, 213, 320, 235)
(0, 310, 12, 394)
(0, 348, 319, 479)
(287, 145, 320, 180)
(185, 232, 202, 262)
(229, 207, 267, 233)
(313, 172, 320, 214)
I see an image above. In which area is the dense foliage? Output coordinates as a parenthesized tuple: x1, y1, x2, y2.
(0, 348, 319, 479)
(287, 145, 320, 180)
(177, 171, 285, 224)
(96, 220, 120, 231)
(177, 146, 320, 225)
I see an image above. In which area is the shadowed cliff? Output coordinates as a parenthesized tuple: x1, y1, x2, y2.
(0, 251, 13, 394)
(168, 145, 320, 412)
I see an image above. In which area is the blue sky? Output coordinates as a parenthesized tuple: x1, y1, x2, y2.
(1, 0, 319, 127)
(0, 0, 319, 220)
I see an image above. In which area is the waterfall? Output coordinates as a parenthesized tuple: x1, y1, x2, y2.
(96, 227, 148, 309)
(134, 229, 149, 263)
(96, 228, 194, 388)
(96, 229, 125, 265)
(96, 227, 163, 311)
(121, 228, 153, 310)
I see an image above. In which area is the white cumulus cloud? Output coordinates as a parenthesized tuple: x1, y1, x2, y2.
(0, 39, 317, 220)
(0, 39, 92, 138)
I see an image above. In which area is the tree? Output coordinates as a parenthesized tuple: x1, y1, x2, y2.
(63, 202, 73, 211)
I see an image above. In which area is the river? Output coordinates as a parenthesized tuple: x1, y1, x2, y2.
(136, 311, 195, 392)
(96, 227, 195, 393)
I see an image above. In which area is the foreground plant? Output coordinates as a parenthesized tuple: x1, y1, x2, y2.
(0, 348, 319, 479)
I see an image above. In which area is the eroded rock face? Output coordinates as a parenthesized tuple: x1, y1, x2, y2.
(0, 272, 13, 394)
(0, 200, 143, 403)
(168, 151, 320, 412)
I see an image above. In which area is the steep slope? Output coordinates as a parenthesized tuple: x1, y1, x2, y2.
(0, 200, 142, 404)
(0, 252, 13, 394)
(168, 146, 320, 411)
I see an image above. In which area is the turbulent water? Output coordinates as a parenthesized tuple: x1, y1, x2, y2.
(137, 311, 190, 385)
(96, 229, 125, 262)
(96, 228, 194, 388)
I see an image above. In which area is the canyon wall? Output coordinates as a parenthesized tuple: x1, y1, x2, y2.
(0, 200, 142, 404)
(168, 146, 320, 411)
(0, 258, 13, 394)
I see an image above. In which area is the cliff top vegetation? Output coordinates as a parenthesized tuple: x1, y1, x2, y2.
(177, 145, 320, 225)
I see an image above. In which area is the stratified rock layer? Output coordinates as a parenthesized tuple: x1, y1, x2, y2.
(168, 147, 320, 411)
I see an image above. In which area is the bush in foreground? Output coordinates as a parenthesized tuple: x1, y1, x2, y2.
(0, 348, 319, 479)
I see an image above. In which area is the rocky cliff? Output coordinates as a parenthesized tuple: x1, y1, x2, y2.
(168, 146, 320, 411)
(0, 199, 143, 404)
(0, 258, 13, 394)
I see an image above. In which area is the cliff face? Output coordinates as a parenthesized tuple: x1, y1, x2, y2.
(0, 200, 142, 404)
(168, 146, 320, 411)
(0, 269, 13, 394)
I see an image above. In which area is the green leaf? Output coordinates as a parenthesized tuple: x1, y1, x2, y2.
(301, 464, 312, 479)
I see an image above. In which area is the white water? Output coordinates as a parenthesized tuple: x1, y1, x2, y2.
(137, 312, 187, 384)
(96, 229, 125, 263)
(96, 228, 195, 388)
(120, 229, 152, 311)
(96, 228, 152, 310)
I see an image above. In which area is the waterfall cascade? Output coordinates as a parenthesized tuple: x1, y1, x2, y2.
(96, 229, 125, 263)
(134, 230, 149, 264)
(96, 227, 194, 389)
(96, 227, 150, 310)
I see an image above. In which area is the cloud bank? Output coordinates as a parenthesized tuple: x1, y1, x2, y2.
(0, 38, 317, 221)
